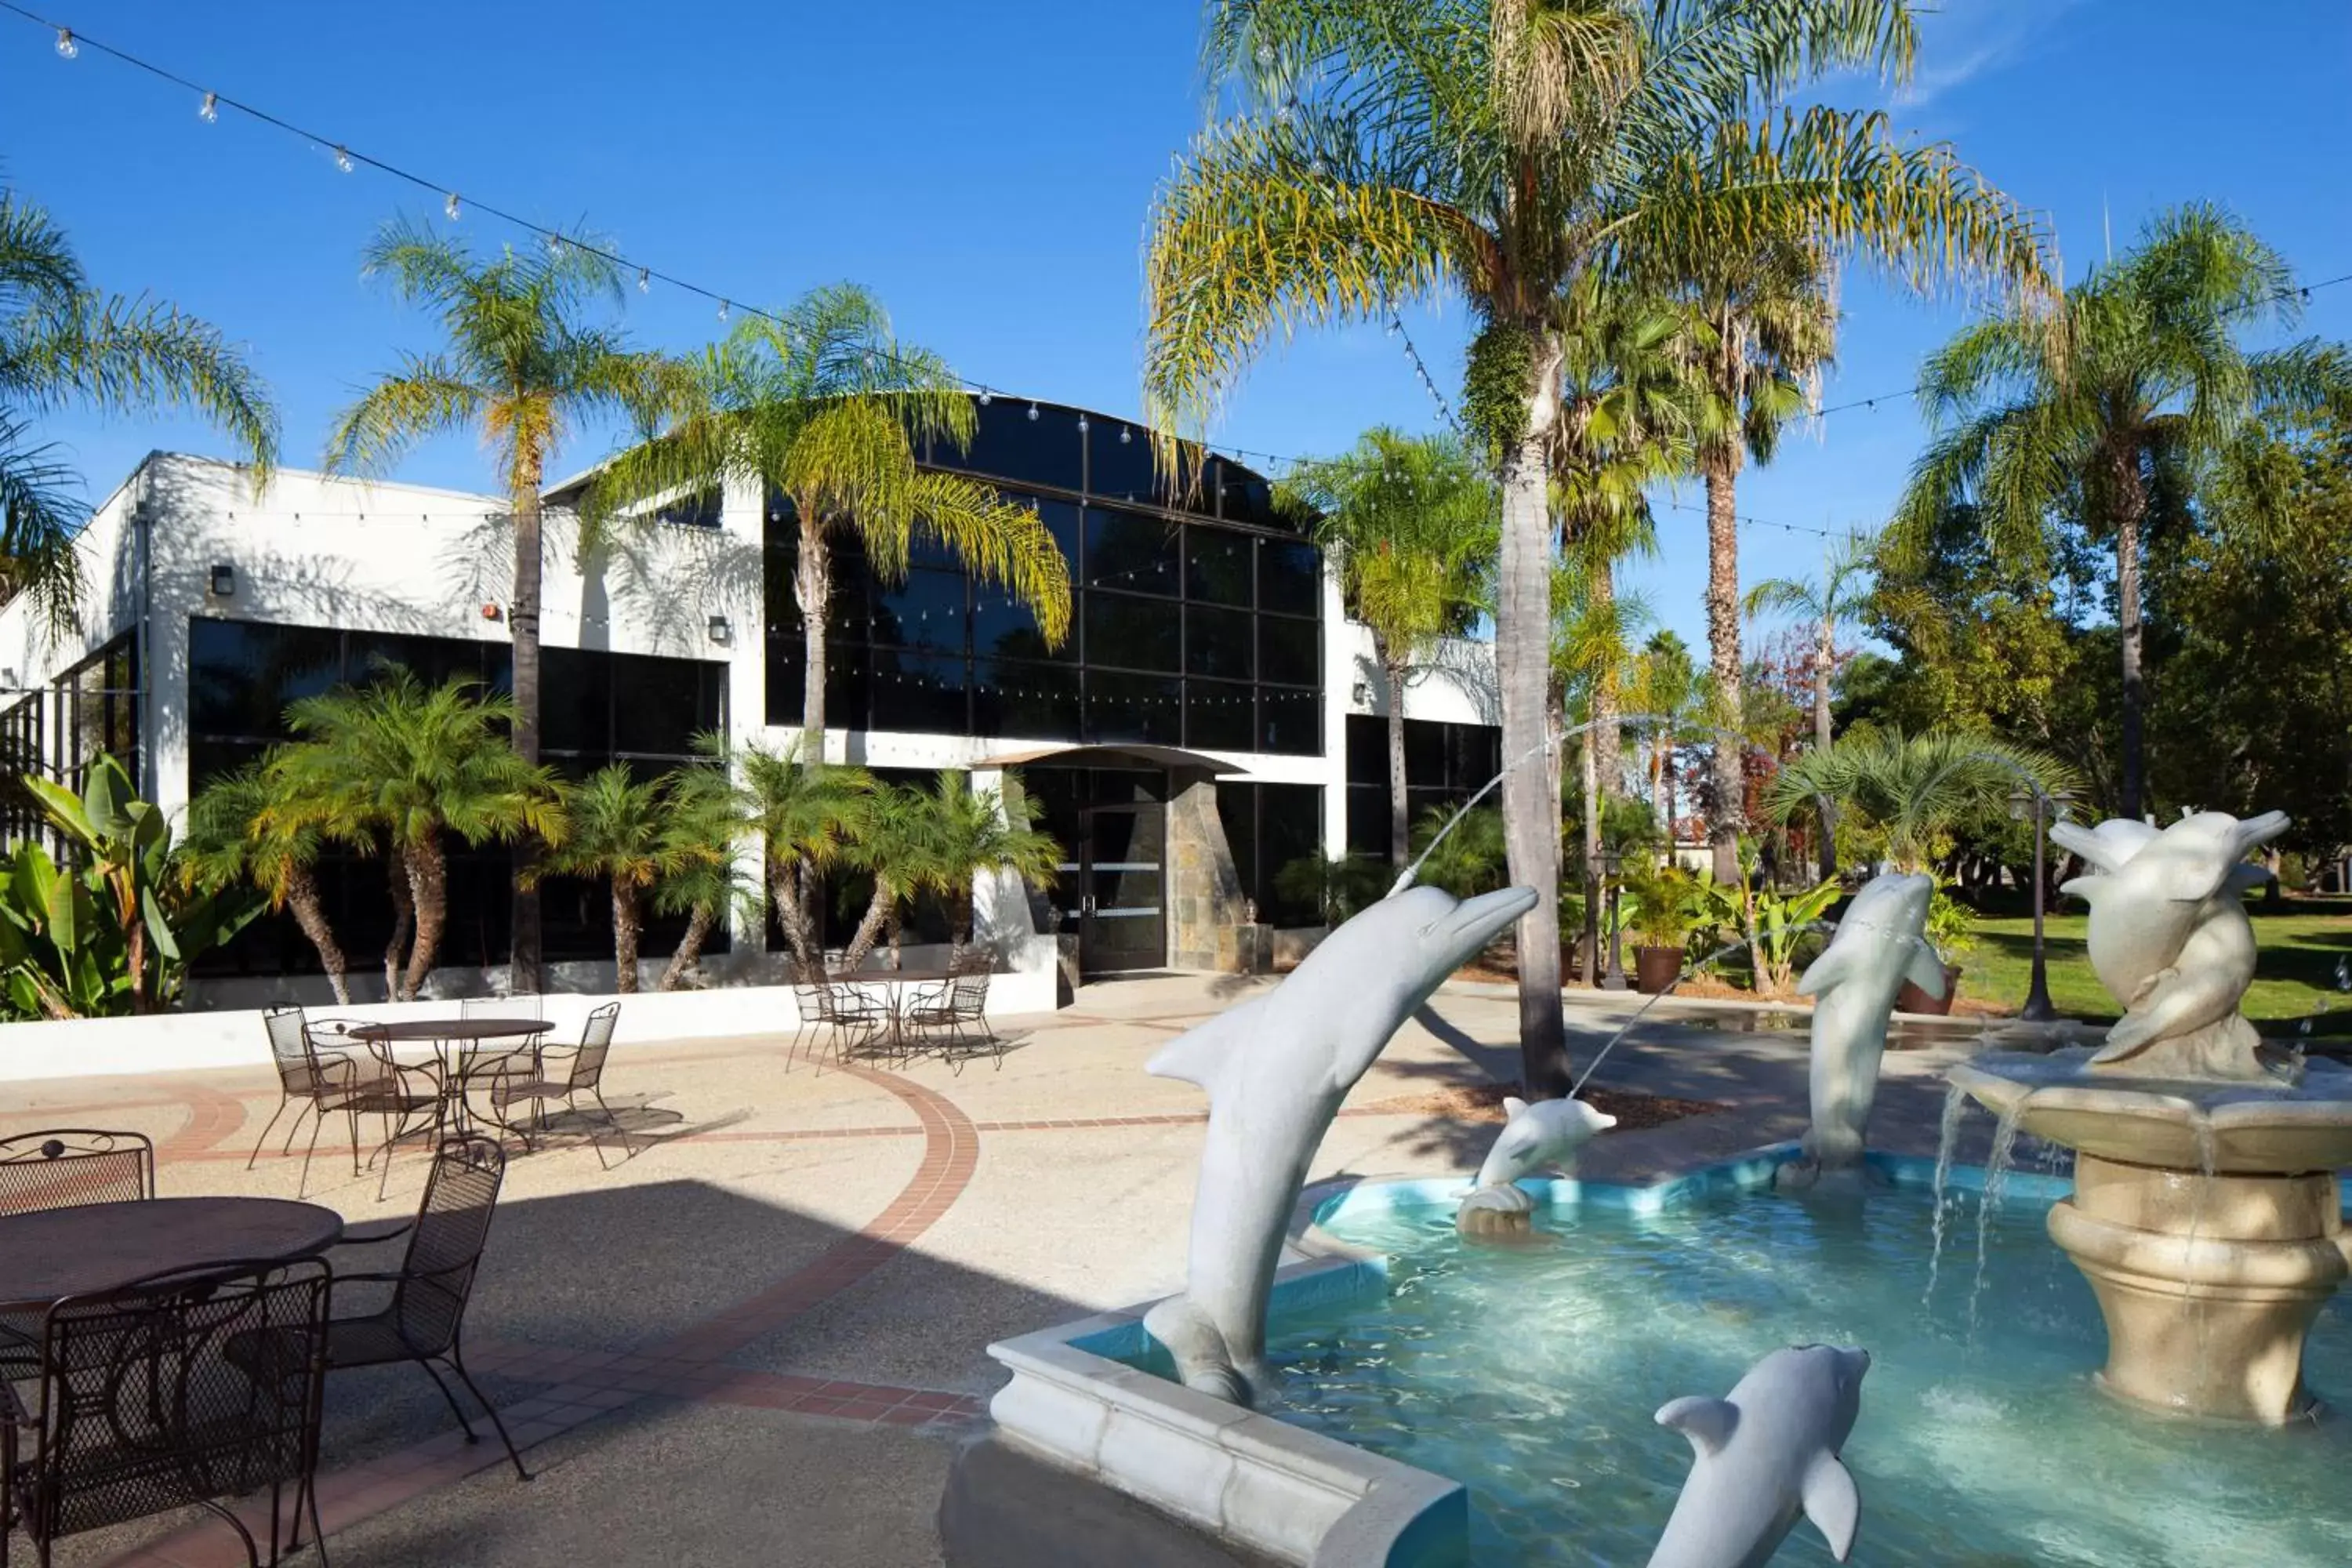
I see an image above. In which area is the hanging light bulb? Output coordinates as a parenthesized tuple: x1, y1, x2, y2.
(1026, 402, 1040, 422)
(717, 299, 731, 322)
(333, 145, 354, 174)
(1386, 319, 1401, 337)
(445, 192, 463, 221)
(1076, 415, 1089, 434)
(1120, 426, 1133, 445)
(198, 92, 220, 123)
(637, 268, 651, 293)
(54, 29, 77, 60)
(977, 390, 992, 407)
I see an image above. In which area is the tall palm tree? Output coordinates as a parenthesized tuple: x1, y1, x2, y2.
(1280, 428, 1494, 866)
(269, 670, 561, 1000)
(1629, 630, 1707, 833)
(1685, 241, 1838, 881)
(1893, 204, 2351, 819)
(1143, 0, 2049, 1094)
(1553, 549, 1653, 979)
(1744, 528, 1874, 876)
(2, 187, 277, 626)
(910, 771, 1061, 947)
(543, 764, 673, 995)
(731, 735, 873, 975)
(325, 218, 662, 989)
(589, 283, 1070, 746)
(182, 760, 352, 1004)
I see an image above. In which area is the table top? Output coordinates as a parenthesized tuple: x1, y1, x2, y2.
(831, 969, 953, 985)
(0, 1196, 346, 1313)
(350, 1018, 552, 1044)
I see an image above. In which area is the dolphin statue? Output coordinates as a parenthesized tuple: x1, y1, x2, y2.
(1786, 872, 1942, 1178)
(1143, 883, 1538, 1405)
(1648, 1344, 1871, 1568)
(1465, 1094, 1617, 1196)
(2053, 810, 2288, 1076)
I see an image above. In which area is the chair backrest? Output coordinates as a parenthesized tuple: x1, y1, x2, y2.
(0, 1129, 155, 1215)
(793, 983, 829, 1025)
(947, 946, 994, 978)
(459, 996, 506, 1020)
(949, 970, 991, 1020)
(390, 1135, 507, 1359)
(263, 1004, 310, 1077)
(31, 1258, 328, 1546)
(568, 1003, 619, 1090)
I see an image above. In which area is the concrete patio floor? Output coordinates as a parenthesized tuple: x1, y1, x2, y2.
(0, 975, 2015, 1566)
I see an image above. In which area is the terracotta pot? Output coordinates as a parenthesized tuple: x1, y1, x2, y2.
(1897, 964, 1962, 1017)
(1634, 945, 1683, 995)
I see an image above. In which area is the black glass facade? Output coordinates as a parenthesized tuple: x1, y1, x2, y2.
(1343, 713, 1502, 858)
(1216, 782, 1325, 927)
(0, 635, 140, 854)
(764, 398, 1323, 755)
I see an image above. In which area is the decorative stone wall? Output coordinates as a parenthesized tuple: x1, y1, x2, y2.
(1166, 771, 1250, 972)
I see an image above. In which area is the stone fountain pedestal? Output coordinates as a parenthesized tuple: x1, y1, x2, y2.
(1951, 1053, 2352, 1426)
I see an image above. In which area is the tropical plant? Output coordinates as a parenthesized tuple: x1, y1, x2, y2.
(1924, 886, 1976, 962)
(183, 759, 353, 1004)
(1890, 203, 2352, 819)
(1554, 548, 1654, 978)
(2, 187, 278, 627)
(651, 753, 753, 992)
(543, 764, 674, 995)
(1273, 850, 1385, 930)
(0, 755, 261, 1018)
(1621, 858, 1703, 951)
(1628, 630, 1709, 833)
(1143, 0, 2049, 1092)
(1745, 529, 1876, 877)
(730, 734, 874, 975)
(835, 781, 938, 972)
(1407, 803, 1508, 902)
(267, 670, 562, 1000)
(325, 217, 664, 988)
(906, 770, 1062, 948)
(1762, 728, 2071, 873)
(1697, 838, 1839, 997)
(1282, 428, 1494, 866)
(588, 283, 1070, 744)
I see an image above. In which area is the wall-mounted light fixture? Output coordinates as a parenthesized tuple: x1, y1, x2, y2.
(209, 563, 235, 597)
(481, 602, 503, 622)
(706, 614, 732, 644)
(1350, 681, 1370, 706)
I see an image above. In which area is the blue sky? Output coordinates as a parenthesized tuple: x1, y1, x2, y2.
(8, 1, 2350, 652)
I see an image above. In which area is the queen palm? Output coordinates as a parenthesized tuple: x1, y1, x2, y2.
(590, 283, 1069, 745)
(325, 218, 663, 989)
(2, 187, 276, 626)
(543, 764, 673, 995)
(1280, 428, 1494, 866)
(182, 760, 352, 1004)
(1893, 204, 2352, 818)
(1744, 528, 1873, 876)
(1145, 0, 2047, 1093)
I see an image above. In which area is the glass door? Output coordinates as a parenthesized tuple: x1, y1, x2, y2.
(1080, 804, 1166, 973)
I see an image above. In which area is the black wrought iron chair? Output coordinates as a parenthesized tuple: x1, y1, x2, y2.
(2, 1258, 332, 1568)
(905, 967, 999, 1069)
(487, 1004, 622, 1156)
(319, 1134, 525, 1481)
(815, 975, 892, 1069)
(0, 1128, 154, 1216)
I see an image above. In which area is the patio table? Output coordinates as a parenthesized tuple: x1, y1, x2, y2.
(348, 1018, 553, 1136)
(829, 971, 952, 1058)
(0, 1196, 345, 1314)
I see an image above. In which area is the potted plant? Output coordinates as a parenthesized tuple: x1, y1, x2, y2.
(1621, 862, 1700, 994)
(1900, 887, 1975, 1015)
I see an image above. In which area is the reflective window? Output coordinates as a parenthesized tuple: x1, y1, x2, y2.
(869, 650, 967, 733)
(540, 647, 611, 761)
(1212, 458, 1284, 529)
(1085, 593, 1181, 673)
(1185, 604, 1254, 681)
(613, 657, 721, 758)
(1084, 670, 1183, 746)
(1259, 540, 1321, 616)
(1085, 419, 1169, 507)
(949, 398, 1085, 494)
(1083, 508, 1180, 595)
(1257, 685, 1321, 756)
(1258, 615, 1320, 686)
(1185, 527, 1252, 606)
(976, 659, 1080, 739)
(872, 567, 967, 652)
(188, 619, 341, 739)
(1183, 679, 1254, 752)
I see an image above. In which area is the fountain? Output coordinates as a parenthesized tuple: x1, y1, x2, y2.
(1948, 808, 2352, 1424)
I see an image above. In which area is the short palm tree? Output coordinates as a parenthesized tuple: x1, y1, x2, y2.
(1145, 0, 2049, 1092)
(835, 782, 941, 973)
(589, 283, 1070, 744)
(1763, 728, 2071, 873)
(1745, 529, 1875, 876)
(268, 670, 562, 1000)
(651, 754, 753, 992)
(1892, 203, 2352, 819)
(543, 764, 673, 995)
(2, 187, 277, 626)
(731, 734, 874, 975)
(325, 218, 664, 987)
(1279, 428, 1494, 867)
(182, 760, 353, 1004)
(908, 771, 1060, 948)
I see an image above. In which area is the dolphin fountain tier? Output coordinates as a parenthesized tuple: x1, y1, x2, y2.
(1455, 1094, 1617, 1234)
(1647, 1344, 1870, 1568)
(1780, 872, 1942, 1186)
(1143, 884, 1539, 1406)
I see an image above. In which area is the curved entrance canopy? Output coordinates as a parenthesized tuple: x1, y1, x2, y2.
(971, 743, 1250, 776)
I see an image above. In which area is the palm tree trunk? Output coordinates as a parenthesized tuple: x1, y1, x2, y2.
(1578, 702, 1601, 987)
(659, 902, 716, 992)
(1381, 643, 1410, 869)
(841, 880, 896, 972)
(402, 834, 448, 1002)
(384, 844, 414, 1000)
(1813, 617, 1837, 881)
(1591, 559, 1624, 800)
(2114, 474, 2147, 821)
(796, 516, 832, 751)
(770, 862, 818, 977)
(1499, 404, 1567, 1096)
(1702, 448, 1744, 886)
(612, 880, 641, 995)
(285, 862, 351, 1006)
(509, 455, 547, 994)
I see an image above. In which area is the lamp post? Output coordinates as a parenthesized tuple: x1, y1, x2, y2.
(1599, 848, 1628, 991)
(2009, 786, 2075, 1022)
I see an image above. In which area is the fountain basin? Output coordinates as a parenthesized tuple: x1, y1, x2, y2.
(1949, 1051, 2352, 1173)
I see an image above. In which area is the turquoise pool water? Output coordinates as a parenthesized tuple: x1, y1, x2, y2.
(1269, 1176, 2352, 1566)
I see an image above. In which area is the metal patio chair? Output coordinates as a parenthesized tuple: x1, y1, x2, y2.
(905, 967, 998, 1069)
(318, 1135, 525, 1482)
(487, 1004, 622, 1156)
(3, 1258, 332, 1568)
(0, 1129, 154, 1217)
(813, 975, 890, 1070)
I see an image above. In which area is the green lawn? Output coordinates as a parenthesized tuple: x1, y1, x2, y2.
(1958, 897, 2352, 1029)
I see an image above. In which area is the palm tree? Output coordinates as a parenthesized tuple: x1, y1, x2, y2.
(1280, 428, 1494, 866)
(731, 735, 873, 975)
(1629, 630, 1707, 833)
(652, 753, 753, 991)
(325, 218, 663, 989)
(182, 760, 352, 1004)
(1143, 0, 2049, 1094)
(1553, 548, 1653, 978)
(543, 764, 673, 995)
(1892, 203, 2352, 819)
(1763, 728, 2071, 873)
(1745, 529, 1874, 876)
(589, 283, 1070, 746)
(1685, 241, 1838, 882)
(2, 187, 277, 626)
(269, 670, 561, 1000)
(836, 781, 938, 972)
(908, 771, 1061, 949)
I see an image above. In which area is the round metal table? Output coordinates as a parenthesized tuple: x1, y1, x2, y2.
(349, 1018, 553, 1134)
(0, 1196, 346, 1313)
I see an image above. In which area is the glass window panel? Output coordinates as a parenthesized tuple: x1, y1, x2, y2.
(1184, 678, 1254, 752)
(1185, 525, 1253, 606)
(1258, 540, 1322, 617)
(975, 658, 1080, 741)
(1084, 593, 1180, 673)
(1212, 458, 1285, 529)
(1083, 508, 1179, 595)
(1403, 717, 1446, 786)
(1085, 418, 1171, 507)
(766, 638, 804, 727)
(540, 646, 609, 759)
(871, 567, 968, 652)
(612, 655, 722, 758)
(187, 619, 342, 740)
(1216, 784, 1259, 916)
(869, 650, 968, 733)
(1084, 670, 1183, 746)
(947, 397, 1085, 494)
(1183, 604, 1254, 681)
(1257, 684, 1322, 756)
(1261, 783, 1326, 926)
(972, 595, 1076, 664)
(1258, 615, 1320, 687)
(1343, 714, 1384, 785)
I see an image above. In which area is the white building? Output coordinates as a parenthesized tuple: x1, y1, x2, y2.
(0, 397, 1498, 1002)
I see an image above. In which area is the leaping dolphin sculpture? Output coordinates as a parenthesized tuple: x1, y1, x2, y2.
(1144, 884, 1538, 1405)
(1784, 872, 1942, 1183)
(1465, 1094, 1617, 1196)
(1648, 1344, 1871, 1568)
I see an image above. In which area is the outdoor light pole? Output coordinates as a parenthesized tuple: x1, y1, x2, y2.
(2011, 786, 2074, 1022)
(1600, 849, 1628, 992)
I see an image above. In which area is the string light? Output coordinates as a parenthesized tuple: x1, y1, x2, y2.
(1120, 426, 1133, 445)
(977, 390, 992, 406)
(50, 24, 70, 56)
(445, 192, 461, 220)
(1076, 415, 1089, 434)
(332, 144, 353, 174)
(197, 89, 216, 122)
(1026, 402, 1040, 423)
(717, 299, 730, 322)
(637, 267, 650, 292)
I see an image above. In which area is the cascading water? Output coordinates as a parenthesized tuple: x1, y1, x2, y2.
(1923, 1082, 1971, 1308)
(1966, 1105, 2025, 1340)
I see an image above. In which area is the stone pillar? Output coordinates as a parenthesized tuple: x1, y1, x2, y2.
(1164, 771, 1250, 972)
